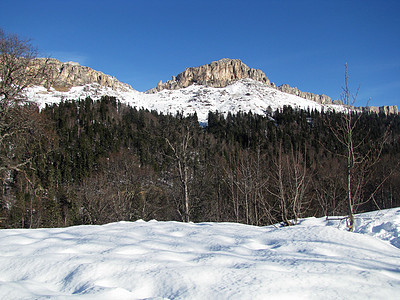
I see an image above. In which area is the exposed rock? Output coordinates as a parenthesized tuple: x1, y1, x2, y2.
(333, 99, 344, 105)
(146, 58, 270, 93)
(278, 84, 333, 105)
(277, 85, 398, 115)
(33, 58, 133, 92)
(363, 105, 399, 115)
(30, 57, 398, 115)
(146, 58, 337, 107)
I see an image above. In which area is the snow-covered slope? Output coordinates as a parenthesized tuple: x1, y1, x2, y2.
(1, 208, 399, 299)
(26, 79, 344, 123)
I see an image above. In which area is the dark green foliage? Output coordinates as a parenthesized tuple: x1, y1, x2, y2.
(1, 96, 399, 228)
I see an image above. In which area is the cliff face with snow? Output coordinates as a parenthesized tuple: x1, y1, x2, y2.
(34, 58, 133, 92)
(29, 58, 398, 117)
(145, 58, 398, 114)
(277, 83, 333, 105)
(146, 58, 270, 93)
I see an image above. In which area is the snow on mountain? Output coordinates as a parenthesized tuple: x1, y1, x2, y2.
(26, 78, 344, 123)
(0, 208, 399, 299)
(22, 58, 398, 117)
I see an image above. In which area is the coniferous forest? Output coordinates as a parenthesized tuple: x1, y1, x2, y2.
(1, 95, 400, 228)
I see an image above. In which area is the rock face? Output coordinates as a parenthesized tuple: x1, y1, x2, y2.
(147, 58, 398, 115)
(32, 57, 398, 115)
(147, 58, 270, 93)
(363, 105, 399, 115)
(277, 84, 332, 104)
(34, 58, 133, 92)
(146, 58, 335, 105)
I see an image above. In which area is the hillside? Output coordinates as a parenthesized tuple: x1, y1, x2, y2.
(0, 208, 399, 299)
(26, 77, 345, 123)
(26, 58, 399, 122)
(1, 95, 399, 229)
(2, 55, 400, 230)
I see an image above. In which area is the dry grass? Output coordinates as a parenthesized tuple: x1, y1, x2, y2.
(53, 85, 71, 92)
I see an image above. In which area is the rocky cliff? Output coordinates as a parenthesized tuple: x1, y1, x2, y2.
(277, 84, 333, 105)
(277, 83, 399, 114)
(34, 58, 133, 92)
(147, 58, 398, 115)
(146, 58, 333, 105)
(146, 58, 270, 93)
(146, 58, 336, 105)
(362, 105, 399, 115)
(31, 58, 398, 115)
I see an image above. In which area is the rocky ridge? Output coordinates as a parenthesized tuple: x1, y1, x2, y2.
(277, 84, 399, 114)
(31, 58, 398, 115)
(362, 105, 399, 115)
(147, 58, 398, 115)
(146, 58, 270, 93)
(34, 58, 133, 92)
(277, 84, 333, 105)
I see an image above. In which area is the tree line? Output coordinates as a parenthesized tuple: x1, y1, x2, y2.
(1, 28, 399, 230)
(1, 95, 399, 228)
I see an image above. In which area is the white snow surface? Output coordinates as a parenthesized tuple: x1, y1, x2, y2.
(25, 79, 344, 123)
(1, 208, 400, 299)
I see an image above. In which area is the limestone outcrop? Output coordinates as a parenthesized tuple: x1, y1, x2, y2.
(34, 58, 133, 92)
(31, 57, 398, 115)
(147, 58, 270, 93)
(146, 58, 398, 115)
(277, 84, 333, 104)
(278, 84, 399, 114)
(146, 58, 335, 106)
(362, 105, 399, 115)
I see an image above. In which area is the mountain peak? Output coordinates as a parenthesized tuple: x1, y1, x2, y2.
(34, 58, 134, 92)
(28, 58, 398, 116)
(146, 58, 270, 93)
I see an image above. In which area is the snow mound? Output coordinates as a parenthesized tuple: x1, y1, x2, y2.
(354, 208, 400, 248)
(0, 209, 399, 299)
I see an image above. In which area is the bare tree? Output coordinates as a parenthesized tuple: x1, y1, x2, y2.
(223, 155, 241, 223)
(0, 29, 55, 228)
(313, 157, 346, 217)
(0, 28, 51, 177)
(329, 64, 389, 231)
(267, 143, 310, 226)
(224, 147, 278, 226)
(165, 126, 192, 222)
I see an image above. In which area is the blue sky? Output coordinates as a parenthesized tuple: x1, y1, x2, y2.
(1, 0, 399, 107)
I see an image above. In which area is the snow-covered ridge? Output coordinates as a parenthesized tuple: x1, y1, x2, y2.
(27, 58, 398, 116)
(0, 208, 399, 299)
(26, 78, 345, 123)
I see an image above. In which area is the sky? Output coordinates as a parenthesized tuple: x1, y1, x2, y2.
(1, 0, 399, 107)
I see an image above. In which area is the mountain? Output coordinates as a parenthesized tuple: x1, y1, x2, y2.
(25, 76, 344, 123)
(146, 58, 333, 105)
(34, 58, 133, 92)
(146, 58, 271, 92)
(26, 58, 399, 121)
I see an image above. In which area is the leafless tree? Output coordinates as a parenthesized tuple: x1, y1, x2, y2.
(165, 125, 193, 222)
(329, 64, 389, 231)
(75, 150, 170, 224)
(223, 147, 277, 226)
(267, 144, 310, 226)
(0, 28, 52, 178)
(313, 157, 346, 217)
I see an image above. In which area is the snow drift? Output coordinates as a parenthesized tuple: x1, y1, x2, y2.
(0, 208, 399, 299)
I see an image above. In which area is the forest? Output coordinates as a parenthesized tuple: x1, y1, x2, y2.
(1, 95, 399, 229)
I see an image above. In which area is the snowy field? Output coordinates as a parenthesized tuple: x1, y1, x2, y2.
(1, 208, 400, 299)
